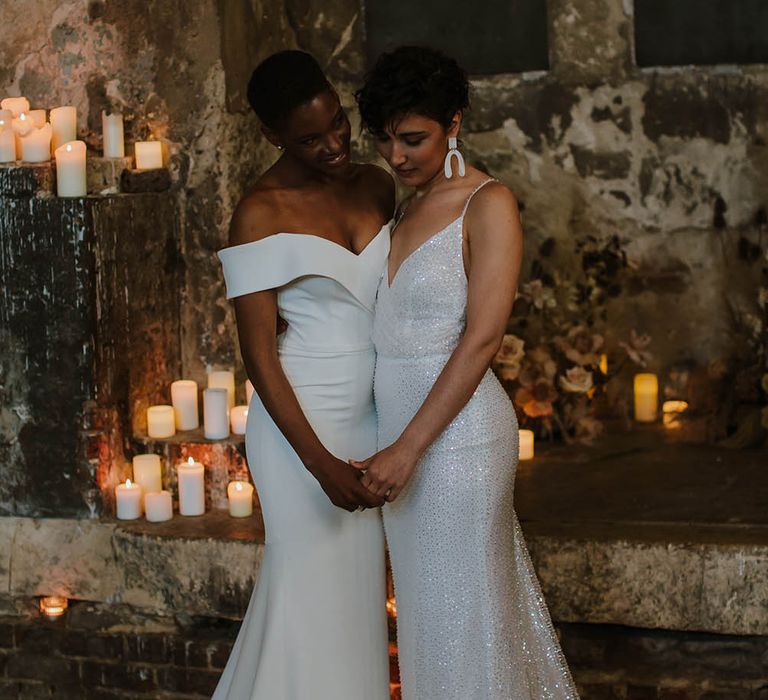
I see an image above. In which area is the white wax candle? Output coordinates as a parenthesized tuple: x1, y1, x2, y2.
(519, 429, 535, 460)
(178, 457, 205, 516)
(1, 97, 30, 117)
(28, 109, 46, 128)
(171, 379, 199, 431)
(245, 379, 254, 405)
(134, 141, 163, 169)
(208, 370, 235, 409)
(144, 490, 173, 522)
(147, 404, 175, 438)
(50, 106, 77, 153)
(11, 113, 34, 153)
(227, 480, 254, 518)
(20, 123, 52, 162)
(634, 373, 658, 422)
(102, 111, 124, 158)
(115, 479, 142, 520)
(230, 406, 248, 435)
(54, 141, 87, 197)
(0, 121, 15, 162)
(203, 387, 229, 439)
(132, 453, 162, 494)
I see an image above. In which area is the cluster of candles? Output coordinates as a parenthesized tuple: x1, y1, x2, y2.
(146, 370, 252, 440)
(0, 95, 164, 197)
(115, 453, 254, 522)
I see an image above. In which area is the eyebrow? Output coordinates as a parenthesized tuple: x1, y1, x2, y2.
(396, 130, 428, 138)
(296, 108, 345, 140)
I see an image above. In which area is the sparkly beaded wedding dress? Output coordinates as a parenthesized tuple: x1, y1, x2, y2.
(214, 225, 391, 700)
(373, 180, 579, 699)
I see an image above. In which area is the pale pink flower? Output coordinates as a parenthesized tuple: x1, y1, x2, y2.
(557, 325, 604, 366)
(619, 329, 653, 367)
(495, 334, 525, 365)
(521, 279, 556, 310)
(559, 366, 594, 393)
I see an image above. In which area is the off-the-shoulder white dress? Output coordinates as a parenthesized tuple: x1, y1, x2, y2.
(213, 225, 392, 700)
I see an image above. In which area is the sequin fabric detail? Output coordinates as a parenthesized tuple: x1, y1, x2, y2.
(373, 180, 580, 700)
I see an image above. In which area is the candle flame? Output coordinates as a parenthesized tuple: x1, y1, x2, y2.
(235, 481, 243, 491)
(40, 596, 68, 618)
(126, 478, 132, 487)
(66, 143, 72, 152)
(187, 456, 195, 464)
(19, 112, 26, 121)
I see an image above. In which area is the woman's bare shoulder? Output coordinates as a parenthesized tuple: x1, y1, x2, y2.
(228, 186, 283, 247)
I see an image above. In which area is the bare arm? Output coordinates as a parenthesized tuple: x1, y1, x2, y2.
(353, 184, 523, 500)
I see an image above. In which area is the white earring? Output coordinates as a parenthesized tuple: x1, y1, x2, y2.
(443, 136, 466, 179)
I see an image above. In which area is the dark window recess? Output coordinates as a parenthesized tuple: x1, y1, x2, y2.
(635, 0, 768, 67)
(363, 0, 549, 75)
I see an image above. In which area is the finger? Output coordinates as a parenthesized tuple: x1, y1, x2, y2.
(386, 486, 402, 502)
(348, 458, 370, 471)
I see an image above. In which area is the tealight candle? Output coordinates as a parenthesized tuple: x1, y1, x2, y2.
(28, 109, 46, 128)
(134, 140, 163, 169)
(50, 106, 77, 153)
(203, 387, 229, 439)
(147, 405, 175, 438)
(634, 373, 658, 422)
(39, 596, 68, 619)
(54, 141, 87, 197)
(132, 453, 162, 494)
(230, 406, 248, 435)
(227, 480, 254, 517)
(208, 370, 235, 409)
(178, 457, 205, 516)
(1, 96, 30, 117)
(245, 379, 254, 405)
(662, 400, 689, 429)
(144, 490, 173, 522)
(20, 123, 52, 162)
(0, 117, 15, 162)
(519, 429, 535, 461)
(102, 111, 125, 158)
(115, 479, 142, 520)
(171, 379, 199, 431)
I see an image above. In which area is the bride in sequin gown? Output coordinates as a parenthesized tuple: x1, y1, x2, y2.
(353, 47, 580, 699)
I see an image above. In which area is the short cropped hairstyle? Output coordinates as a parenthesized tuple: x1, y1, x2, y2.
(247, 50, 332, 129)
(355, 46, 469, 135)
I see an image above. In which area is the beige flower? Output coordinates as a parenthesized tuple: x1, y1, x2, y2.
(527, 346, 558, 380)
(496, 361, 521, 382)
(495, 334, 525, 365)
(515, 379, 558, 417)
(559, 366, 594, 393)
(575, 415, 604, 444)
(619, 329, 653, 367)
(557, 325, 604, 366)
(521, 279, 556, 310)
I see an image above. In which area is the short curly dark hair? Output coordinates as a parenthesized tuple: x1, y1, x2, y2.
(355, 46, 469, 135)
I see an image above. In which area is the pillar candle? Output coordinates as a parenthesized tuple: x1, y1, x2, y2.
(132, 453, 162, 494)
(28, 109, 46, 128)
(50, 106, 77, 153)
(227, 480, 254, 518)
(20, 123, 52, 162)
(245, 379, 254, 405)
(230, 406, 248, 435)
(0, 117, 15, 162)
(171, 379, 199, 431)
(102, 111, 124, 158)
(144, 490, 173, 522)
(633, 373, 658, 422)
(178, 457, 205, 516)
(203, 387, 229, 439)
(11, 112, 34, 153)
(662, 400, 689, 429)
(1, 96, 30, 117)
(147, 405, 175, 438)
(115, 479, 142, 520)
(134, 140, 163, 169)
(54, 141, 87, 197)
(208, 370, 235, 409)
(519, 429, 535, 461)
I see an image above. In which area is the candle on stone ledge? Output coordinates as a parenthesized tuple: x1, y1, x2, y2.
(171, 379, 199, 431)
(144, 490, 173, 522)
(39, 596, 68, 619)
(633, 373, 658, 422)
(228, 480, 254, 518)
(178, 457, 205, 516)
(208, 370, 236, 409)
(134, 140, 163, 169)
(519, 429, 534, 461)
(20, 123, 52, 162)
(147, 404, 175, 438)
(230, 406, 248, 435)
(116, 479, 142, 520)
(102, 111, 124, 158)
(50, 106, 77, 153)
(132, 453, 162, 494)
(662, 400, 689, 429)
(203, 387, 229, 439)
(1, 96, 30, 117)
(54, 141, 87, 197)
(28, 109, 46, 128)
(0, 111, 15, 162)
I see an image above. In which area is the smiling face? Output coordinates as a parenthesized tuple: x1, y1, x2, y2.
(265, 88, 352, 176)
(374, 112, 460, 187)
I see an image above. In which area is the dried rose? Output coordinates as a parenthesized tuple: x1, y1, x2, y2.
(619, 329, 653, 367)
(495, 334, 525, 365)
(559, 366, 594, 393)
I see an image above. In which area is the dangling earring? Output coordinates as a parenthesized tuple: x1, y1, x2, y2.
(443, 136, 466, 179)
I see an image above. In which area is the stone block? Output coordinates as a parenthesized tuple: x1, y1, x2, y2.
(120, 168, 171, 193)
(0, 162, 55, 196)
(87, 157, 133, 194)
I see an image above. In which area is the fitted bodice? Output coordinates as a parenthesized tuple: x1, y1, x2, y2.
(218, 225, 391, 355)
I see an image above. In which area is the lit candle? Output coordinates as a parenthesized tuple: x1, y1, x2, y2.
(102, 111, 124, 158)
(208, 370, 235, 409)
(11, 112, 34, 153)
(633, 373, 658, 422)
(115, 479, 142, 520)
(519, 429, 535, 461)
(144, 490, 173, 522)
(28, 109, 46, 128)
(171, 379, 199, 431)
(54, 141, 87, 197)
(50, 106, 77, 153)
(227, 480, 254, 517)
(662, 400, 689, 429)
(203, 387, 229, 439)
(147, 404, 175, 438)
(599, 354, 608, 375)
(245, 379, 254, 405)
(230, 406, 248, 435)
(178, 457, 205, 516)
(1, 96, 30, 117)
(132, 453, 162, 494)
(0, 112, 15, 162)
(39, 596, 68, 619)
(134, 141, 163, 169)
(19, 123, 52, 162)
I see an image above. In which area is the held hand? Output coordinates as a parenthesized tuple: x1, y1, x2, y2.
(349, 441, 419, 502)
(308, 454, 385, 512)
